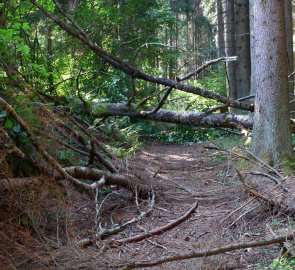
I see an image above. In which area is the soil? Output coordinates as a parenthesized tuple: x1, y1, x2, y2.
(0, 142, 286, 269)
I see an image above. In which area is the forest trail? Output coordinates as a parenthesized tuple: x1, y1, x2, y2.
(0, 143, 280, 270)
(79, 143, 279, 269)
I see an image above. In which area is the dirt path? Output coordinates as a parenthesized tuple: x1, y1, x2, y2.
(1, 142, 281, 269)
(83, 142, 278, 269)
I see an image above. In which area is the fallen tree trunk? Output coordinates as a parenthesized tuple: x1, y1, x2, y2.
(63, 166, 150, 196)
(236, 170, 295, 215)
(92, 103, 254, 128)
(0, 166, 150, 196)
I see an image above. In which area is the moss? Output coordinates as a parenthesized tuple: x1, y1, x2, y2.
(92, 104, 109, 116)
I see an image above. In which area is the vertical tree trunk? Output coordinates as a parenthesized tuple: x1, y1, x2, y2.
(249, 0, 255, 96)
(224, 0, 237, 100)
(285, 0, 294, 110)
(251, 0, 292, 164)
(46, 25, 54, 89)
(235, 0, 251, 99)
(217, 0, 225, 57)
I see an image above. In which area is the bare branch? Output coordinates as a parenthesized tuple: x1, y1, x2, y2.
(141, 87, 173, 115)
(177, 56, 237, 82)
(111, 202, 198, 247)
(0, 97, 93, 192)
(122, 231, 295, 269)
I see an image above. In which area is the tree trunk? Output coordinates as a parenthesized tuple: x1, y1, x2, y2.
(217, 0, 225, 57)
(285, 0, 294, 110)
(92, 103, 253, 129)
(251, 0, 292, 164)
(235, 0, 251, 99)
(46, 25, 54, 89)
(249, 0, 255, 96)
(224, 0, 237, 100)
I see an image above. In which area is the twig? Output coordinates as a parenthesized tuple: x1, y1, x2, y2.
(111, 202, 198, 247)
(122, 231, 295, 269)
(78, 192, 155, 247)
(177, 56, 237, 82)
(267, 224, 295, 257)
(236, 169, 295, 215)
(147, 239, 168, 251)
(249, 171, 290, 192)
(245, 150, 285, 180)
(226, 205, 260, 229)
(220, 197, 256, 224)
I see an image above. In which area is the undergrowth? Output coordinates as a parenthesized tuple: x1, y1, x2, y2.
(258, 257, 295, 270)
(97, 116, 243, 158)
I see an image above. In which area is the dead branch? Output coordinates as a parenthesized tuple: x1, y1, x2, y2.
(236, 169, 295, 214)
(111, 201, 198, 247)
(204, 143, 251, 161)
(67, 115, 116, 173)
(249, 171, 289, 192)
(78, 192, 155, 247)
(122, 231, 295, 269)
(220, 197, 256, 224)
(0, 97, 93, 192)
(245, 150, 285, 180)
(177, 56, 236, 82)
(141, 87, 173, 115)
(267, 224, 295, 257)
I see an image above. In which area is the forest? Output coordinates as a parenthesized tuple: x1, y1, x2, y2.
(1, 0, 295, 269)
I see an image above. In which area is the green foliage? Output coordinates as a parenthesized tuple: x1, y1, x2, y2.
(155, 125, 224, 144)
(196, 67, 227, 97)
(259, 257, 295, 270)
(58, 150, 75, 166)
(99, 117, 142, 157)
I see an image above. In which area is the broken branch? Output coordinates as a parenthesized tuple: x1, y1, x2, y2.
(122, 231, 295, 269)
(112, 201, 198, 247)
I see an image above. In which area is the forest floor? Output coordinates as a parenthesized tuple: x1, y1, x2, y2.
(1, 141, 288, 269)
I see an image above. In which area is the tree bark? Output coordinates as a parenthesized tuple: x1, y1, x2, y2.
(224, 0, 237, 100)
(217, 0, 225, 57)
(285, 0, 294, 110)
(249, 0, 255, 96)
(235, 0, 251, 99)
(251, 0, 292, 164)
(92, 103, 253, 129)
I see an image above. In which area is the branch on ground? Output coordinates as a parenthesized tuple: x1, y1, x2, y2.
(78, 191, 155, 247)
(236, 169, 295, 215)
(0, 97, 95, 192)
(111, 201, 198, 247)
(122, 231, 295, 269)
